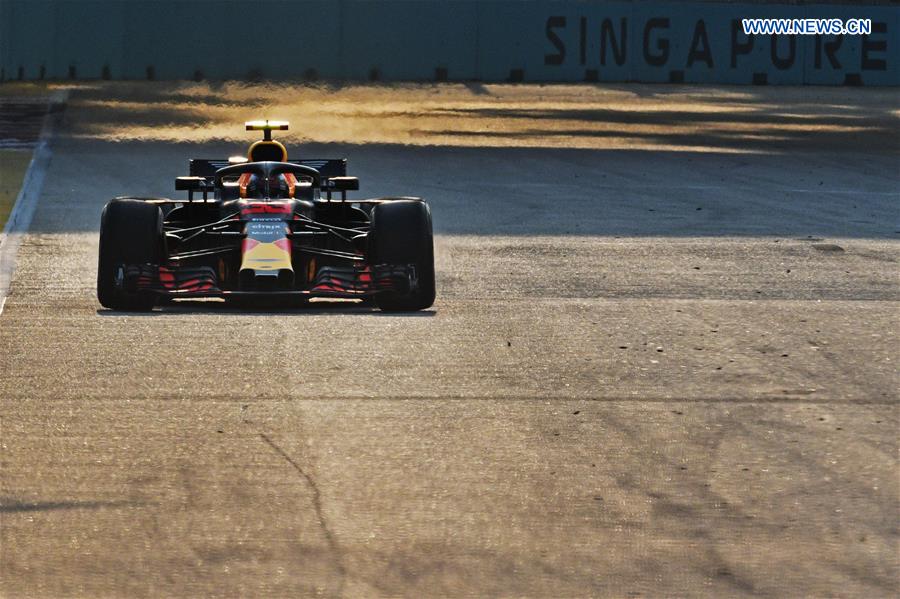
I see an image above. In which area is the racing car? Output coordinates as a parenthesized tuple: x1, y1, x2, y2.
(97, 120, 435, 312)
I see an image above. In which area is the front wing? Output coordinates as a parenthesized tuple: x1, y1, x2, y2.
(126, 264, 416, 299)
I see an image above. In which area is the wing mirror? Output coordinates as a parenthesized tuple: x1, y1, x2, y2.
(175, 176, 213, 201)
(327, 177, 359, 191)
(325, 176, 359, 200)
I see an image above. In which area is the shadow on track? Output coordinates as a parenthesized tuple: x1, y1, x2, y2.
(30, 82, 898, 239)
(96, 301, 436, 317)
(0, 496, 146, 513)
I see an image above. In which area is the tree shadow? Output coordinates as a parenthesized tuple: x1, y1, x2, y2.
(26, 81, 899, 239)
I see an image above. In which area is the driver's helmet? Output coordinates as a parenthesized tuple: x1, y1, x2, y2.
(240, 173, 294, 199)
(266, 173, 292, 199)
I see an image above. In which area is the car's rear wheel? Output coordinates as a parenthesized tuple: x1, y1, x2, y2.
(97, 199, 163, 311)
(369, 200, 435, 311)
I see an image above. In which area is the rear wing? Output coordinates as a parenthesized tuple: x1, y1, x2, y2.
(189, 158, 348, 180)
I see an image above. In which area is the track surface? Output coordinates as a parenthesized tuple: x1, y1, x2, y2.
(0, 83, 897, 597)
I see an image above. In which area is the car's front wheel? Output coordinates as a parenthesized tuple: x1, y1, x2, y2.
(369, 200, 436, 311)
(97, 199, 163, 311)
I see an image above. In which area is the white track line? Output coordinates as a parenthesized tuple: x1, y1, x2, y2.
(0, 90, 67, 318)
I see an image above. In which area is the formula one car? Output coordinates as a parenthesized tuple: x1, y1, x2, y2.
(97, 121, 435, 311)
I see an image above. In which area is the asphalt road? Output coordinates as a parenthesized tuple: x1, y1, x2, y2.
(0, 83, 897, 597)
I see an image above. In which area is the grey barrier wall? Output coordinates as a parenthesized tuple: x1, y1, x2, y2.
(1, 0, 897, 85)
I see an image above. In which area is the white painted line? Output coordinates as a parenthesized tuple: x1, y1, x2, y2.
(0, 141, 40, 150)
(0, 90, 67, 318)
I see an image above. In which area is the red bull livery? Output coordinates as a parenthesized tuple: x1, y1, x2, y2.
(97, 121, 435, 311)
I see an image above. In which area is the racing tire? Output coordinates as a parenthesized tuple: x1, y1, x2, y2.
(370, 200, 435, 311)
(97, 199, 163, 311)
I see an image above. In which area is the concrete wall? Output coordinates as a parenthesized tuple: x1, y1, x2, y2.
(1, 0, 897, 85)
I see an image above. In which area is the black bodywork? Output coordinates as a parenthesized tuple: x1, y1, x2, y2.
(97, 141, 435, 312)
